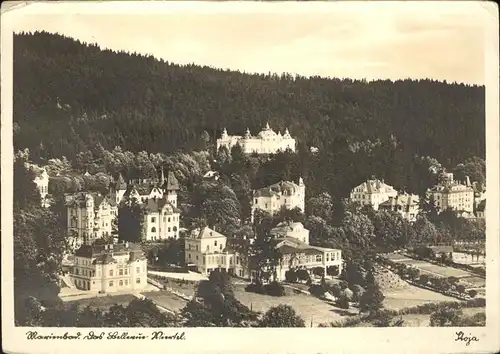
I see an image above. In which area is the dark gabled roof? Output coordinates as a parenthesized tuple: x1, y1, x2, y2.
(75, 242, 144, 262)
(141, 197, 181, 214)
(254, 180, 300, 197)
(93, 253, 117, 265)
(188, 226, 226, 239)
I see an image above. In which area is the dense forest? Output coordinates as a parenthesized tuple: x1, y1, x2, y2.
(14, 31, 485, 173)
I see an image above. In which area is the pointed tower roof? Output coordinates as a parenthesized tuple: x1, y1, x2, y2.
(265, 122, 270, 130)
(115, 173, 127, 190)
(163, 171, 180, 191)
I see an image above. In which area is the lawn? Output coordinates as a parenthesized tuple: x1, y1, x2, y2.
(67, 294, 136, 310)
(400, 306, 485, 327)
(383, 283, 457, 310)
(233, 284, 357, 327)
(141, 291, 188, 313)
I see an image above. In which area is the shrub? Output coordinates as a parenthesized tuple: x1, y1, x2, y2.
(285, 269, 298, 283)
(245, 282, 265, 294)
(264, 281, 286, 297)
(330, 284, 342, 298)
(468, 289, 478, 298)
(296, 269, 310, 282)
(309, 284, 327, 297)
(336, 295, 350, 309)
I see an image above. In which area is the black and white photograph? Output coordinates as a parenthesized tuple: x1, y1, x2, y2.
(1, 1, 499, 353)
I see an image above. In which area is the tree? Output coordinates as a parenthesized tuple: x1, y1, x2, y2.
(257, 305, 305, 327)
(14, 155, 41, 210)
(468, 289, 478, 298)
(429, 306, 463, 327)
(359, 271, 385, 314)
(413, 215, 439, 245)
(118, 199, 144, 243)
(307, 192, 334, 220)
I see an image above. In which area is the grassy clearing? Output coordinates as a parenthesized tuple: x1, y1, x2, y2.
(383, 283, 457, 310)
(233, 284, 358, 327)
(141, 291, 188, 313)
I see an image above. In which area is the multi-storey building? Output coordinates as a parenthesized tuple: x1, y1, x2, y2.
(349, 179, 398, 210)
(184, 223, 343, 282)
(252, 178, 306, 220)
(426, 173, 474, 214)
(114, 171, 182, 241)
(66, 192, 118, 249)
(71, 241, 147, 293)
(184, 226, 248, 277)
(379, 193, 420, 222)
(270, 221, 310, 244)
(217, 123, 296, 155)
(141, 171, 181, 241)
(26, 163, 50, 207)
(273, 237, 343, 281)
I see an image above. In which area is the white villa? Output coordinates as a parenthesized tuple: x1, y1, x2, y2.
(217, 123, 296, 155)
(66, 192, 118, 249)
(379, 193, 420, 222)
(71, 241, 147, 293)
(426, 173, 474, 214)
(252, 178, 306, 220)
(184, 226, 248, 277)
(269, 221, 343, 281)
(349, 179, 398, 210)
(26, 163, 50, 207)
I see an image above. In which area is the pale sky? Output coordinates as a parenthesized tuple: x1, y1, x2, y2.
(8, 1, 490, 85)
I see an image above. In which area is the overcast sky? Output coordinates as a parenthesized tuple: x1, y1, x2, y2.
(10, 1, 489, 85)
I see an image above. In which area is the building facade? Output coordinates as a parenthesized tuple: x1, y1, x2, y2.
(252, 178, 306, 220)
(71, 241, 147, 293)
(217, 123, 296, 155)
(26, 163, 50, 207)
(270, 221, 310, 244)
(379, 193, 420, 222)
(426, 173, 474, 214)
(274, 237, 343, 281)
(349, 179, 398, 210)
(476, 199, 486, 219)
(66, 192, 118, 249)
(184, 227, 248, 277)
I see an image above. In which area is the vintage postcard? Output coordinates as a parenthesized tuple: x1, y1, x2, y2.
(1, 1, 499, 353)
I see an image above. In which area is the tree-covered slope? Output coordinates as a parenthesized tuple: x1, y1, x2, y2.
(14, 31, 484, 166)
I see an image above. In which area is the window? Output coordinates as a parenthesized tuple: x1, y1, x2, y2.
(109, 270, 113, 276)
(189, 254, 191, 259)
(265, 203, 268, 208)
(196, 255, 199, 260)
(151, 227, 156, 233)
(195, 245, 198, 251)
(125, 279, 128, 285)
(136, 267, 140, 273)
(220, 244, 223, 250)
(168, 227, 171, 232)
(315, 255, 322, 262)
(119, 269, 123, 276)
(136, 278, 141, 284)
(119, 280, 123, 286)
(163, 217, 166, 222)
(75, 268, 79, 275)
(109, 281, 114, 287)
(214, 240, 218, 246)
(255, 199, 257, 204)
(168, 217, 171, 222)
(151, 217, 156, 223)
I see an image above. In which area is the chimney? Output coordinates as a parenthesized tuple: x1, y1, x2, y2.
(466, 176, 471, 186)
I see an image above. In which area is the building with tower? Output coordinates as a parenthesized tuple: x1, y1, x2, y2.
(66, 192, 118, 249)
(426, 172, 475, 215)
(251, 178, 306, 221)
(216, 123, 296, 155)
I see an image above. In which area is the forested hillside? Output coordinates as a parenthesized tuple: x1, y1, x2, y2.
(14, 31, 484, 170)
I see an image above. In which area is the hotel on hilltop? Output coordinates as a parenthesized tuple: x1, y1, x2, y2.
(217, 123, 296, 155)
